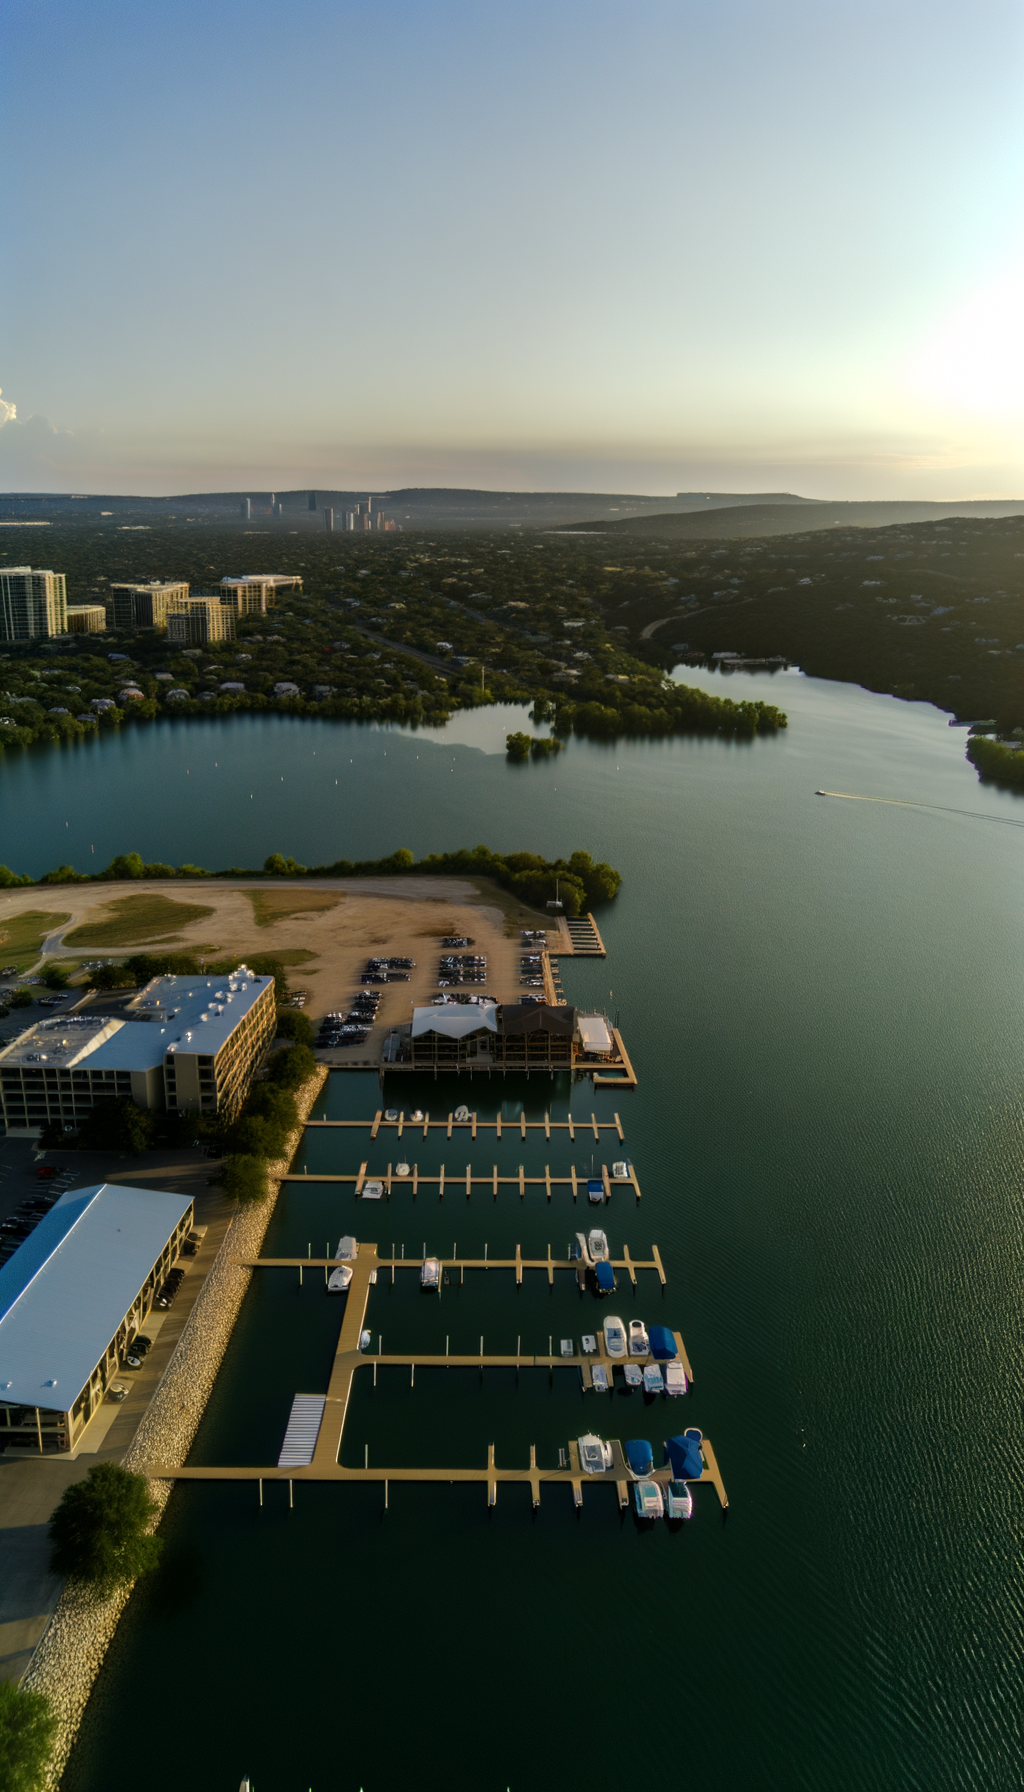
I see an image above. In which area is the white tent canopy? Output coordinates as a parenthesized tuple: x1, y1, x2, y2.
(577, 1014, 613, 1054)
(411, 1004, 498, 1040)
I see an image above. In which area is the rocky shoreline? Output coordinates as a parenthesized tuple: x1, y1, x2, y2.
(21, 1065, 329, 1788)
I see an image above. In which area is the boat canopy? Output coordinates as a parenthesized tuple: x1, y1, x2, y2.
(649, 1324, 677, 1360)
(586, 1178, 604, 1198)
(665, 1433, 703, 1480)
(412, 1004, 497, 1040)
(625, 1438, 653, 1476)
(577, 1014, 613, 1054)
(595, 1261, 615, 1292)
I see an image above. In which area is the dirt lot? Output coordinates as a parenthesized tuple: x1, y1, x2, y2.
(0, 878, 556, 1064)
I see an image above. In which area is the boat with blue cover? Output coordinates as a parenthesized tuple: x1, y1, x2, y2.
(594, 1261, 615, 1294)
(648, 1325, 677, 1360)
(586, 1178, 604, 1204)
(664, 1429, 703, 1481)
(625, 1438, 653, 1478)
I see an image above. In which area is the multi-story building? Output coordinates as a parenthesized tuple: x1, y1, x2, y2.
(0, 967, 276, 1134)
(106, 581, 190, 631)
(166, 598, 235, 645)
(0, 568, 68, 642)
(65, 604, 107, 634)
(219, 574, 303, 616)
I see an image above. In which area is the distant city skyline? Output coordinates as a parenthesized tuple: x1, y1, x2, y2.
(2, 0, 1022, 499)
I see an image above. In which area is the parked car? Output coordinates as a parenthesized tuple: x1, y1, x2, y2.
(107, 1383, 128, 1403)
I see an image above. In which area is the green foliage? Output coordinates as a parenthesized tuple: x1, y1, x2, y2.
(275, 1007, 314, 1046)
(264, 853, 307, 875)
(0, 1681, 57, 1792)
(77, 1096, 155, 1154)
(8, 988, 35, 1008)
(124, 952, 202, 980)
(268, 1041, 317, 1090)
(38, 864, 89, 885)
(530, 736, 563, 757)
(966, 735, 1024, 788)
(91, 963, 137, 989)
(220, 1153, 270, 1203)
(40, 963, 70, 990)
(506, 731, 531, 760)
(0, 865, 33, 888)
(47, 1462, 162, 1593)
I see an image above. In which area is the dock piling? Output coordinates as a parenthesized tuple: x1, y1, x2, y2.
(258, 1478, 263, 1507)
(289, 1478, 293, 1509)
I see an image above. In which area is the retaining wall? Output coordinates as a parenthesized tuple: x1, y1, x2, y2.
(22, 1066, 330, 1788)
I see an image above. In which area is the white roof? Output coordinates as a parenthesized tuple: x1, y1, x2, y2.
(411, 1003, 498, 1040)
(578, 1014, 613, 1053)
(0, 1183, 192, 1413)
(0, 970, 273, 1074)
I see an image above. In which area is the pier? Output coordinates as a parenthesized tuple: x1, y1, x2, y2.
(283, 1161, 643, 1200)
(308, 1109, 626, 1139)
(146, 1241, 727, 1509)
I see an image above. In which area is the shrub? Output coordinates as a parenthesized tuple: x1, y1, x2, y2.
(0, 1681, 57, 1792)
(77, 1097, 155, 1155)
(40, 964, 70, 990)
(8, 989, 35, 1009)
(91, 963, 136, 990)
(505, 731, 531, 761)
(275, 1008, 313, 1047)
(220, 1154, 269, 1203)
(47, 1462, 162, 1593)
(268, 1041, 317, 1090)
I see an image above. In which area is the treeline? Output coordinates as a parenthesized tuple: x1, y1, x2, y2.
(539, 682, 787, 740)
(966, 736, 1024, 790)
(0, 844, 622, 917)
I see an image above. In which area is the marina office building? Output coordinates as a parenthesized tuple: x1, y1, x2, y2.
(0, 568, 68, 642)
(0, 1182, 193, 1452)
(0, 968, 276, 1136)
(404, 1002, 601, 1073)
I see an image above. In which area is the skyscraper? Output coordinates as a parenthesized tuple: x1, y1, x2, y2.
(308, 492, 317, 511)
(240, 498, 252, 520)
(324, 508, 334, 531)
(0, 568, 68, 641)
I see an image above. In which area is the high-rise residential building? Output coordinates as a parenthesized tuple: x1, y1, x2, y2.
(275, 503, 283, 518)
(345, 511, 356, 531)
(219, 574, 303, 616)
(324, 508, 334, 531)
(106, 582, 190, 631)
(308, 491, 317, 511)
(166, 599, 235, 646)
(0, 568, 68, 642)
(240, 498, 252, 520)
(65, 605, 107, 634)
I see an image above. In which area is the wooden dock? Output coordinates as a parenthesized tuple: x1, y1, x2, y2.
(145, 1242, 725, 1508)
(284, 1158, 643, 1201)
(304, 1110, 625, 1140)
(235, 1244, 667, 1289)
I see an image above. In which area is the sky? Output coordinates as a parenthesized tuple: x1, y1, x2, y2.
(2, 0, 1024, 499)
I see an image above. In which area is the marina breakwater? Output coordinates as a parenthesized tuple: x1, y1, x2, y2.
(21, 1066, 329, 1788)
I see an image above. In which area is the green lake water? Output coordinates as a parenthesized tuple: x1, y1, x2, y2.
(8, 667, 1022, 1790)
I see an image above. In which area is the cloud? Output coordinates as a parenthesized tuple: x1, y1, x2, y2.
(0, 389, 16, 426)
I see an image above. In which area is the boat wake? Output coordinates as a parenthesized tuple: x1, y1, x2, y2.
(814, 790, 1024, 828)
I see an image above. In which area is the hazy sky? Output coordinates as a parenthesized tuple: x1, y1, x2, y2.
(3, 0, 1023, 497)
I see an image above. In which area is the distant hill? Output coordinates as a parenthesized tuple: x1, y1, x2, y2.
(553, 499, 1024, 541)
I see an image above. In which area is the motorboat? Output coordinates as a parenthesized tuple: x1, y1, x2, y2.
(411, 1109, 424, 1122)
(577, 1434, 613, 1474)
(580, 1333, 597, 1354)
(384, 1109, 398, 1121)
(396, 1161, 411, 1176)
(560, 1338, 574, 1357)
(454, 1104, 471, 1121)
(664, 1431, 704, 1481)
(664, 1362, 687, 1396)
(586, 1178, 604, 1204)
(594, 1262, 616, 1295)
(336, 1236, 357, 1259)
(575, 1230, 594, 1266)
(628, 1319, 650, 1356)
(665, 1480, 693, 1520)
(634, 1479, 664, 1519)
(361, 1180, 384, 1200)
(623, 1363, 643, 1388)
(625, 1438, 653, 1479)
(420, 1257, 441, 1289)
(590, 1364, 610, 1392)
(587, 1228, 610, 1261)
(612, 1160, 631, 1180)
(359, 1329, 372, 1350)
(603, 1315, 627, 1358)
(648, 1325, 677, 1360)
(327, 1264, 353, 1293)
(642, 1362, 664, 1394)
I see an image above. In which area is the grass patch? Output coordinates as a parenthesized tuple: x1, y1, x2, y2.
(255, 947, 319, 964)
(64, 894, 216, 948)
(246, 889, 345, 927)
(0, 909, 72, 969)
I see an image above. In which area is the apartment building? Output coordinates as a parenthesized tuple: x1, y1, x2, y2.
(166, 598, 235, 646)
(106, 581, 190, 631)
(0, 967, 276, 1134)
(65, 604, 107, 633)
(0, 568, 68, 642)
(219, 573, 304, 616)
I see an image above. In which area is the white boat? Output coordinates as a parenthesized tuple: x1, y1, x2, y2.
(420, 1257, 441, 1289)
(359, 1329, 372, 1350)
(336, 1235, 357, 1259)
(360, 1180, 384, 1199)
(591, 1363, 610, 1392)
(665, 1480, 693, 1520)
(411, 1109, 424, 1122)
(603, 1315, 627, 1358)
(664, 1362, 687, 1396)
(384, 1109, 398, 1121)
(587, 1228, 610, 1261)
(327, 1264, 353, 1293)
(628, 1319, 650, 1356)
(642, 1362, 664, 1394)
(623, 1362, 643, 1388)
(580, 1333, 597, 1354)
(612, 1160, 631, 1180)
(560, 1338, 574, 1356)
(396, 1161, 411, 1176)
(575, 1230, 594, 1266)
(454, 1104, 471, 1121)
(634, 1479, 664, 1519)
(577, 1433, 613, 1474)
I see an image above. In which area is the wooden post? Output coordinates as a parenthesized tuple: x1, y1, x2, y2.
(591, 1112, 599, 1139)
(365, 1444, 369, 1469)
(496, 1112, 502, 1139)
(412, 1163, 418, 1199)
(493, 1164, 498, 1201)
(439, 1163, 445, 1200)
(471, 1111, 477, 1139)
(544, 1111, 551, 1140)
(289, 1479, 294, 1509)
(385, 1479, 389, 1510)
(258, 1478, 263, 1506)
(567, 1113, 575, 1140)
(614, 1111, 624, 1141)
(518, 1164, 525, 1200)
(423, 1111, 430, 1138)
(570, 1165, 577, 1202)
(602, 1163, 611, 1202)
(371, 1110, 382, 1139)
(35, 1408, 43, 1454)
(515, 1244, 522, 1285)
(545, 1164, 551, 1202)
(447, 1112, 453, 1139)
(520, 1112, 526, 1139)
(397, 1112, 404, 1137)
(466, 1164, 471, 1200)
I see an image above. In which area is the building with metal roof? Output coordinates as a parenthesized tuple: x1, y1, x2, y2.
(0, 1182, 193, 1452)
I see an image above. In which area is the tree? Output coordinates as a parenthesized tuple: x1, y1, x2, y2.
(8, 989, 34, 1009)
(47, 1462, 162, 1593)
(505, 731, 530, 761)
(77, 1097, 155, 1154)
(263, 853, 307, 875)
(275, 1008, 313, 1047)
(0, 1681, 57, 1792)
(40, 964, 70, 990)
(220, 1154, 269, 1203)
(268, 1041, 317, 1089)
(92, 963, 136, 990)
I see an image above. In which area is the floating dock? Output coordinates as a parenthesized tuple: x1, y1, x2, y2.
(282, 1161, 642, 1201)
(306, 1109, 625, 1140)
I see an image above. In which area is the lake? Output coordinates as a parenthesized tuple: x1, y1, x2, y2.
(14, 666, 1022, 1792)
